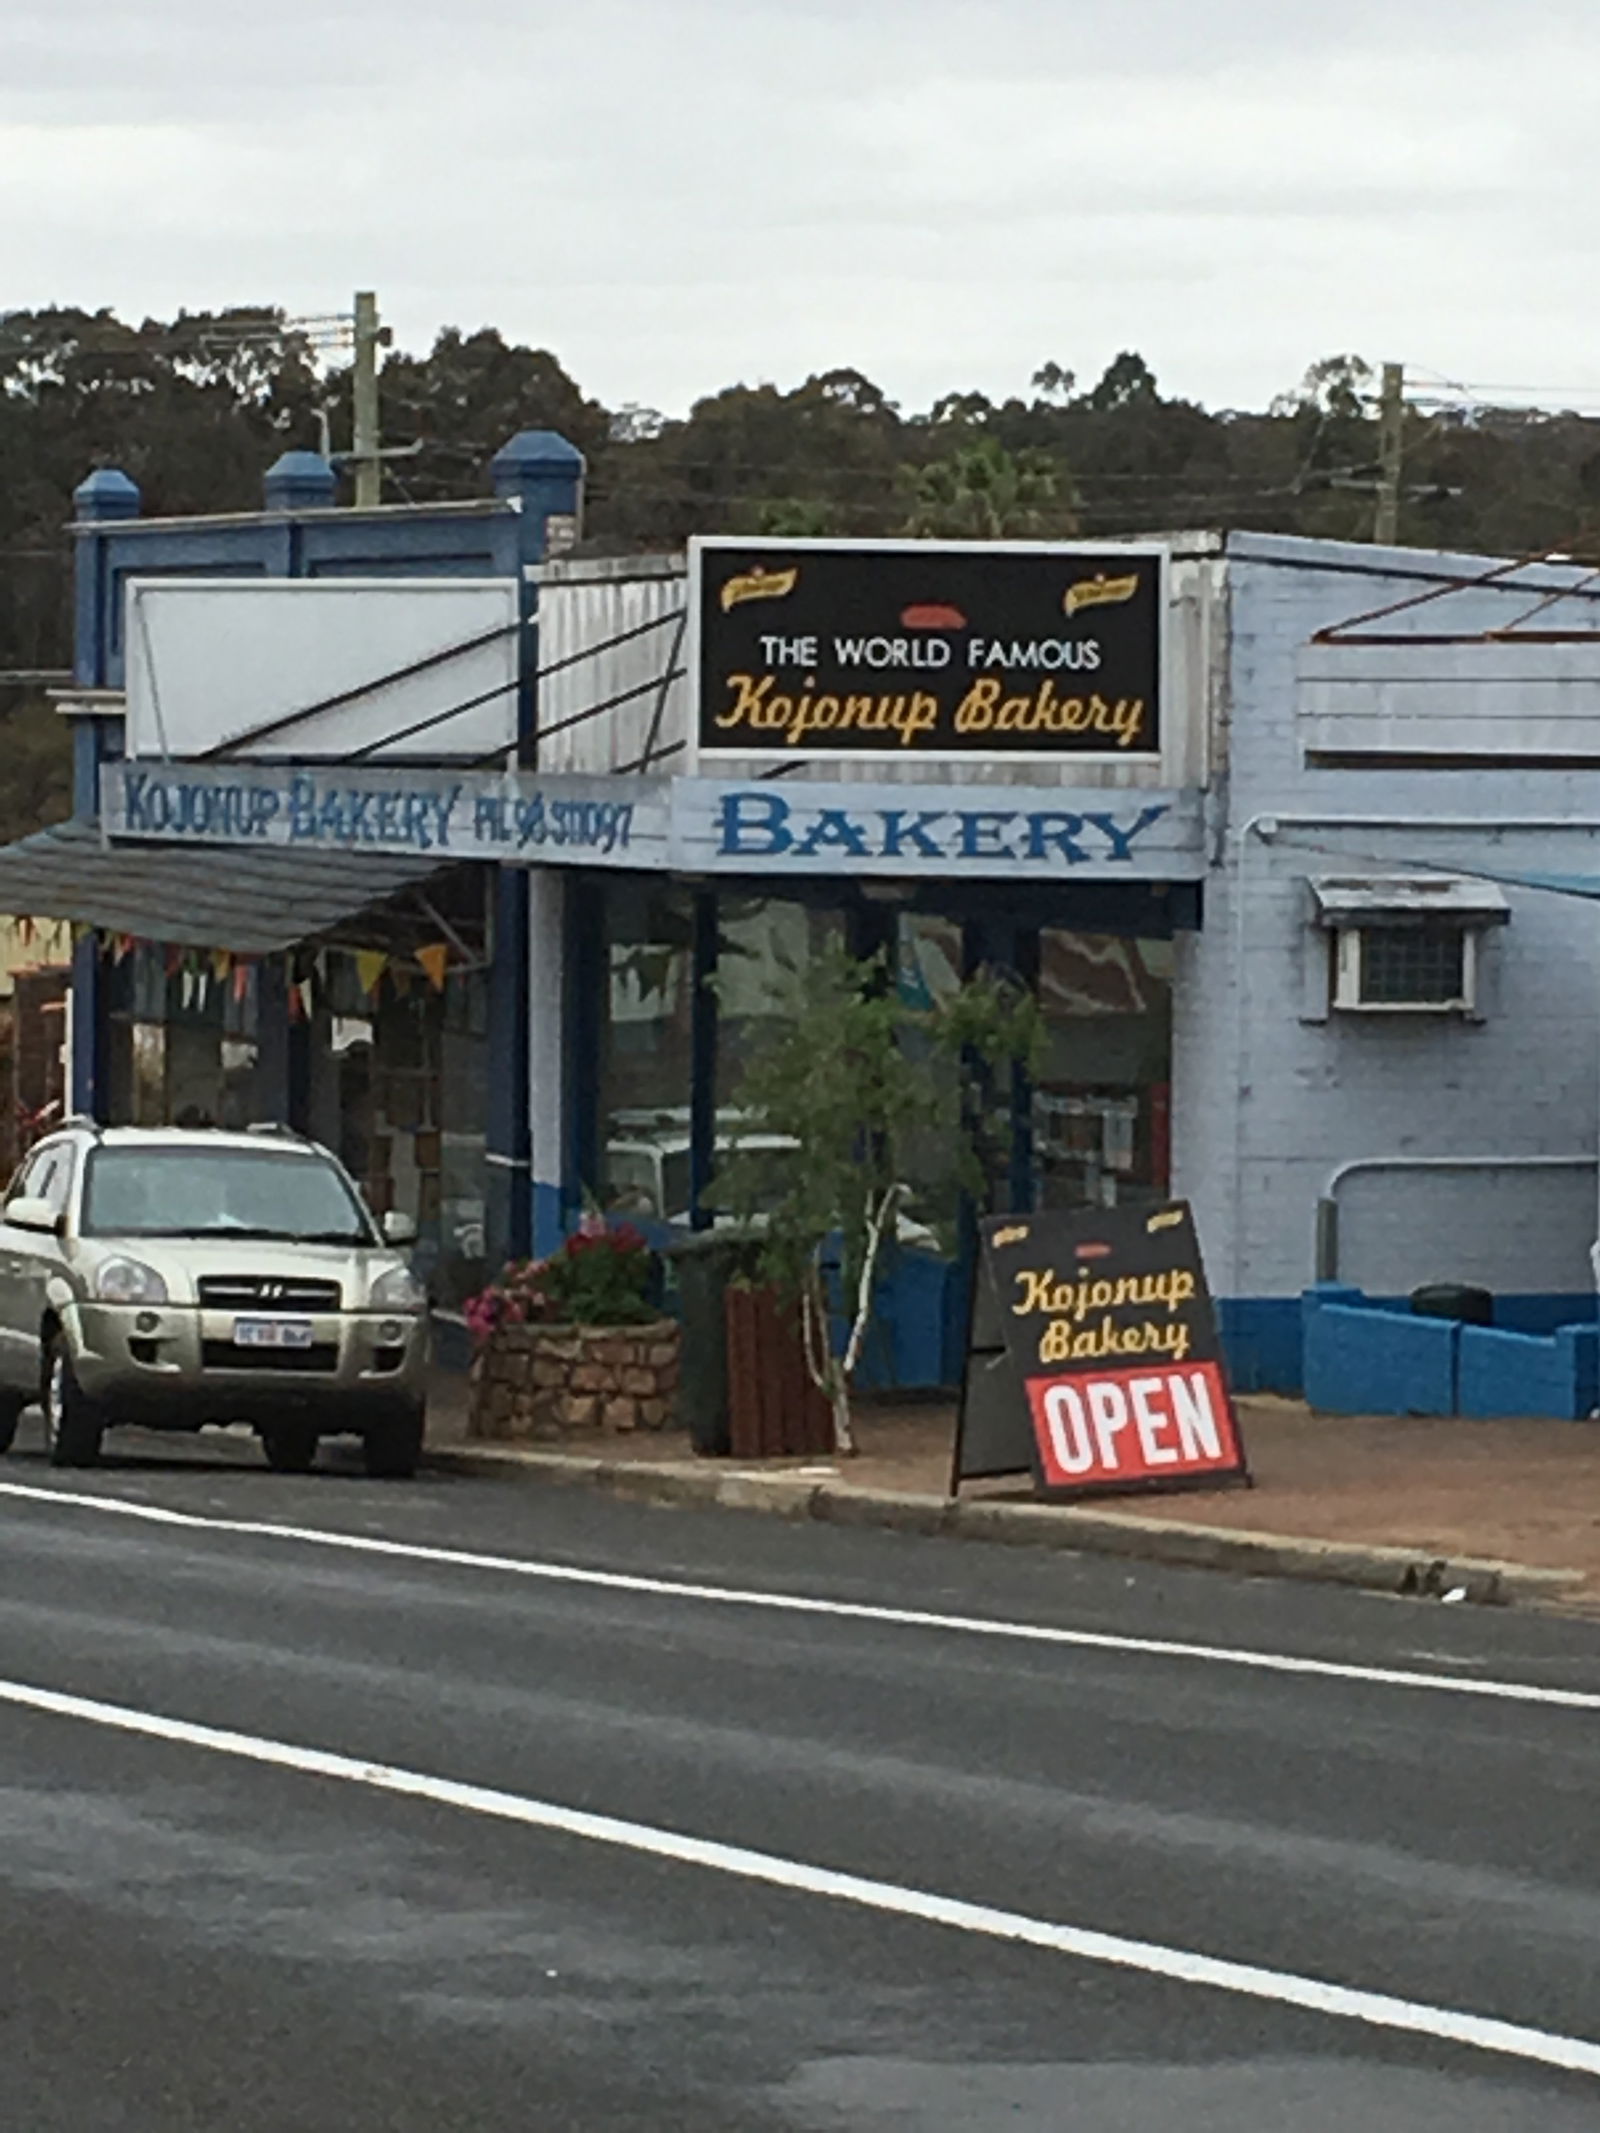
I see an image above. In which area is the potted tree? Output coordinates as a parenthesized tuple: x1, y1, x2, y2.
(713, 946, 1038, 1457)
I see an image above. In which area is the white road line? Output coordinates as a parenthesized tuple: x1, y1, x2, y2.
(1, 1479, 1597, 1714)
(0, 1671, 1596, 2080)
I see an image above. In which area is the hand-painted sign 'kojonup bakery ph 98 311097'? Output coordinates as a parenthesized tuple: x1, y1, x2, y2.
(691, 537, 1165, 760)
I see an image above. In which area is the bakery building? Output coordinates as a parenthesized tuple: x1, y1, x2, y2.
(10, 432, 1600, 1391)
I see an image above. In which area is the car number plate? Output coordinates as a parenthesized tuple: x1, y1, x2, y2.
(233, 1317, 315, 1349)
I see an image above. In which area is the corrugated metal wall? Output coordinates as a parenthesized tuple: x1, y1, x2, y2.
(533, 558, 688, 774)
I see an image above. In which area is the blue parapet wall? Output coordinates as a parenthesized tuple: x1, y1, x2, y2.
(1300, 1284, 1600, 1420)
(1457, 1322, 1600, 1422)
(1218, 1298, 1305, 1395)
(1302, 1287, 1461, 1416)
(1218, 1291, 1599, 1400)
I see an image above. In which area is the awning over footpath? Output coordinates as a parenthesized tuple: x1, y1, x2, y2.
(0, 819, 475, 955)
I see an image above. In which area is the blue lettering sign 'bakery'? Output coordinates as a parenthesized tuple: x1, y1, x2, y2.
(712, 789, 1171, 866)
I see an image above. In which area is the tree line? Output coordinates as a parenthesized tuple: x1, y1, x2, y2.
(4, 304, 1600, 835)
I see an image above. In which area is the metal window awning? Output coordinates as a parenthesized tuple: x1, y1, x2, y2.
(0, 819, 479, 955)
(1307, 875, 1511, 928)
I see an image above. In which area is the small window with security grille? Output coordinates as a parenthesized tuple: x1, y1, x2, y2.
(1333, 924, 1475, 1012)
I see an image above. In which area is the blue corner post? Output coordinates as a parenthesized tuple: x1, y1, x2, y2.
(69, 466, 143, 1118)
(483, 431, 586, 1267)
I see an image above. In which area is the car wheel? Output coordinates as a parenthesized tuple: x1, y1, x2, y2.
(261, 1421, 320, 1474)
(363, 1402, 425, 1481)
(42, 1336, 104, 1468)
(0, 1394, 23, 1457)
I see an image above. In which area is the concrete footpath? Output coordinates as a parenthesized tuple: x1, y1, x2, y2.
(426, 1386, 1600, 1614)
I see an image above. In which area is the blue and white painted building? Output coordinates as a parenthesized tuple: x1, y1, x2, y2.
(12, 431, 1600, 1394)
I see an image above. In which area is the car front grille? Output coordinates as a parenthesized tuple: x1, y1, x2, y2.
(200, 1341, 340, 1375)
(197, 1275, 343, 1311)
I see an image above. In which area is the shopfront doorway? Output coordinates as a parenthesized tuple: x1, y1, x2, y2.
(575, 873, 1192, 1388)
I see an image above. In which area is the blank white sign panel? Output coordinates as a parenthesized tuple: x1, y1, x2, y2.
(123, 578, 521, 762)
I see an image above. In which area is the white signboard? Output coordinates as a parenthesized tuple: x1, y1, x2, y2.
(124, 578, 522, 763)
(101, 762, 1202, 881)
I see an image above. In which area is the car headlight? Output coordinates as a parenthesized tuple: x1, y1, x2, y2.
(93, 1256, 169, 1306)
(370, 1263, 428, 1313)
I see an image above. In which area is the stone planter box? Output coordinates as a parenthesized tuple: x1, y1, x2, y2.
(468, 1318, 681, 1441)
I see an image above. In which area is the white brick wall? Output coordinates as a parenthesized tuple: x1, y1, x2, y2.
(1175, 535, 1600, 1303)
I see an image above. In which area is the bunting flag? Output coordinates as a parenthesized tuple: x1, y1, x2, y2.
(211, 948, 232, 982)
(232, 959, 252, 1003)
(287, 981, 306, 1025)
(355, 948, 388, 998)
(165, 943, 184, 978)
(416, 942, 451, 993)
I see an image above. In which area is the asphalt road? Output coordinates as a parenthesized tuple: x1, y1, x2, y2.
(1, 1421, 1599, 2131)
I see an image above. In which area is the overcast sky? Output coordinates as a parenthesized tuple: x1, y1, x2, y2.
(5, 0, 1599, 418)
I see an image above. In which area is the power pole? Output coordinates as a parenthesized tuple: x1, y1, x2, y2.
(1373, 361, 1405, 545)
(351, 290, 383, 509)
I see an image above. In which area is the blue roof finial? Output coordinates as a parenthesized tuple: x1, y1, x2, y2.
(74, 467, 142, 522)
(491, 430, 586, 498)
(263, 449, 338, 513)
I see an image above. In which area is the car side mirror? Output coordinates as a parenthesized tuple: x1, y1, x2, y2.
(381, 1210, 418, 1246)
(6, 1195, 62, 1236)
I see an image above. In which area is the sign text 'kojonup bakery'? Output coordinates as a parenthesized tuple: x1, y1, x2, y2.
(692, 537, 1165, 760)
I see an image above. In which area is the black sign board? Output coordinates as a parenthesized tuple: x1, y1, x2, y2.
(691, 537, 1164, 761)
(951, 1202, 1249, 1503)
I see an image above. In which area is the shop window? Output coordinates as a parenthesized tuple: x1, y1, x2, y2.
(305, 954, 489, 1307)
(705, 895, 846, 1223)
(1031, 930, 1172, 1213)
(597, 882, 698, 1222)
(894, 912, 965, 1255)
(105, 946, 258, 1129)
(714, 897, 845, 1109)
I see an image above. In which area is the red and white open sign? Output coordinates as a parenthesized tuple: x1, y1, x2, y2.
(1024, 1360, 1243, 1491)
(952, 1202, 1249, 1503)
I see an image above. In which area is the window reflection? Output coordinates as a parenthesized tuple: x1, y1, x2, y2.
(598, 883, 696, 1223)
(895, 913, 964, 1256)
(1033, 930, 1172, 1211)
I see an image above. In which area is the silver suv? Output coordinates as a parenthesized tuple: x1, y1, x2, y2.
(0, 1123, 429, 1477)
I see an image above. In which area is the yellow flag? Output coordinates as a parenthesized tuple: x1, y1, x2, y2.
(355, 949, 388, 997)
(416, 942, 451, 993)
(210, 948, 232, 981)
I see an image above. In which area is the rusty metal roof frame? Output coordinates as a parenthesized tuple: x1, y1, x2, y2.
(1311, 546, 1600, 646)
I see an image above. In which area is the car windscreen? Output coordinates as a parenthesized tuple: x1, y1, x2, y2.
(81, 1145, 374, 1244)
